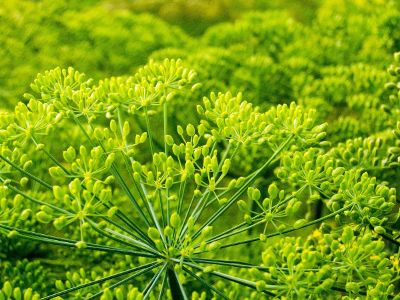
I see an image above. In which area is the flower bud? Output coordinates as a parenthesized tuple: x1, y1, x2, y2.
(63, 146, 76, 163)
(341, 226, 354, 244)
(148, 227, 159, 241)
(36, 211, 52, 224)
(186, 124, 195, 137)
(75, 241, 87, 249)
(237, 200, 249, 212)
(170, 212, 181, 229)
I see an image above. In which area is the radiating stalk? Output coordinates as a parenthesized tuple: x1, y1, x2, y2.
(182, 266, 229, 299)
(40, 262, 159, 300)
(191, 135, 294, 241)
(167, 266, 188, 300)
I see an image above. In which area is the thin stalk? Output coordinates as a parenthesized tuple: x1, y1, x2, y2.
(104, 227, 160, 255)
(176, 193, 210, 247)
(177, 180, 187, 215)
(181, 261, 281, 296)
(86, 262, 162, 300)
(378, 232, 400, 246)
(167, 266, 188, 300)
(203, 215, 264, 245)
(197, 219, 264, 246)
(88, 220, 160, 255)
(190, 257, 269, 271)
(40, 262, 159, 300)
(178, 193, 197, 239)
(1, 139, 148, 243)
(121, 154, 154, 220)
(157, 270, 168, 300)
(117, 110, 152, 218)
(158, 189, 166, 228)
(134, 113, 164, 150)
(101, 215, 152, 246)
(112, 209, 153, 245)
(212, 204, 352, 251)
(143, 263, 168, 299)
(163, 101, 171, 227)
(31, 136, 69, 174)
(147, 198, 168, 249)
(191, 135, 294, 241)
(0, 154, 52, 189)
(177, 141, 232, 240)
(181, 142, 232, 232)
(202, 195, 294, 245)
(73, 115, 152, 227)
(0, 178, 71, 215)
(0, 224, 156, 257)
(182, 266, 229, 300)
(144, 107, 154, 155)
(109, 165, 152, 226)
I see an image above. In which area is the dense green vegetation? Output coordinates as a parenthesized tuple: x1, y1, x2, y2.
(1, 0, 400, 299)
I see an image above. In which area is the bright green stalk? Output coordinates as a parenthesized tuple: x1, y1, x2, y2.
(87, 219, 160, 255)
(157, 270, 168, 300)
(167, 267, 188, 300)
(0, 224, 156, 257)
(213, 204, 353, 251)
(181, 261, 283, 295)
(0, 177, 71, 215)
(0, 154, 52, 189)
(73, 115, 152, 227)
(164, 101, 171, 227)
(201, 195, 295, 245)
(143, 263, 168, 299)
(182, 265, 229, 299)
(191, 134, 294, 241)
(40, 262, 160, 300)
(144, 107, 154, 155)
(86, 262, 163, 300)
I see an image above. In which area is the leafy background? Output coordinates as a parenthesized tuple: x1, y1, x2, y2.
(1, 0, 400, 299)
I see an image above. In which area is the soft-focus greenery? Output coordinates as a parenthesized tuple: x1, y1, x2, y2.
(1, 0, 400, 299)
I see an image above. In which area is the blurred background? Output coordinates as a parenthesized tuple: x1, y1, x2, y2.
(0, 0, 331, 109)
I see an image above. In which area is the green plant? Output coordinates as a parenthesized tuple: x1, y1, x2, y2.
(2, 0, 400, 299)
(0, 56, 399, 299)
(0, 0, 190, 109)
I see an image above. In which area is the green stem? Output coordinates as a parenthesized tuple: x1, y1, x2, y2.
(143, 263, 168, 299)
(212, 204, 352, 251)
(87, 219, 159, 255)
(202, 195, 294, 245)
(181, 142, 231, 232)
(102, 214, 152, 246)
(190, 257, 269, 271)
(163, 102, 171, 228)
(86, 262, 162, 300)
(196, 219, 264, 247)
(40, 262, 159, 300)
(181, 266, 229, 299)
(0, 177, 71, 214)
(378, 232, 400, 246)
(167, 266, 188, 300)
(73, 115, 152, 227)
(0, 154, 52, 189)
(144, 107, 154, 155)
(181, 261, 281, 295)
(0, 224, 156, 257)
(191, 135, 294, 241)
(157, 270, 168, 300)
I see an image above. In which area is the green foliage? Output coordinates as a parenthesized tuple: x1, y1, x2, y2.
(1, 0, 400, 299)
(0, 0, 190, 108)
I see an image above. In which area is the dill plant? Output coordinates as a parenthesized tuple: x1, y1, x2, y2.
(0, 57, 398, 299)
